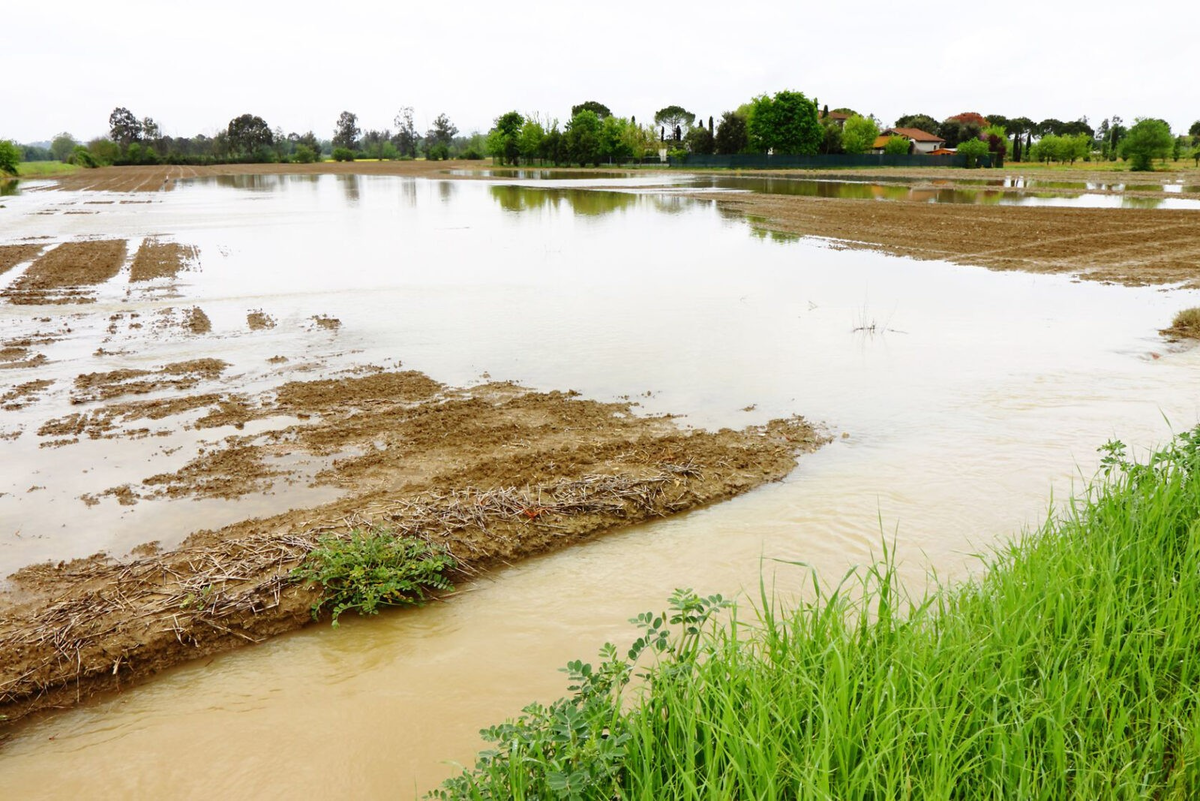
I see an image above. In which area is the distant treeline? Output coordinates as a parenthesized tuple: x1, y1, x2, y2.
(12, 99, 1200, 172)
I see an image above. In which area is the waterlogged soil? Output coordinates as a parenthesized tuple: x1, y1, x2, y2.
(703, 193, 1200, 288)
(0, 366, 826, 723)
(129, 239, 197, 282)
(3, 240, 128, 305)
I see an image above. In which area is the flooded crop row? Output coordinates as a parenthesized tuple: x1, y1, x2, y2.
(1, 173, 1198, 796)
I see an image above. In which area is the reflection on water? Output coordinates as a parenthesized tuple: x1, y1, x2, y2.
(2, 172, 1200, 797)
(451, 168, 638, 181)
(490, 184, 648, 216)
(688, 175, 1200, 209)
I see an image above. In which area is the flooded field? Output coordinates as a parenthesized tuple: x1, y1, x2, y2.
(1, 172, 1199, 796)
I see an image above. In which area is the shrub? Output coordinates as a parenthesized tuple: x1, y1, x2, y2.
(459, 148, 485, 160)
(957, 137, 989, 168)
(0, 140, 21, 176)
(67, 145, 98, 167)
(425, 143, 450, 161)
(292, 530, 455, 626)
(883, 136, 911, 155)
(291, 144, 317, 163)
(331, 146, 356, 162)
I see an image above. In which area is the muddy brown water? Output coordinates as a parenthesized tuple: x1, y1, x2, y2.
(1, 174, 1200, 796)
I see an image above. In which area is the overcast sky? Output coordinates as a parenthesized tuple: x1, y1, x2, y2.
(7, 0, 1196, 144)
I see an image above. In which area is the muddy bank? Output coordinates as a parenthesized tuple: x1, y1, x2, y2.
(0, 369, 826, 724)
(701, 193, 1200, 289)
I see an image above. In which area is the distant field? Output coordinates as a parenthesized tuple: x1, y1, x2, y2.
(16, 161, 80, 178)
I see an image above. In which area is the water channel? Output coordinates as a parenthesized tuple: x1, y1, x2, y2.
(1, 174, 1198, 796)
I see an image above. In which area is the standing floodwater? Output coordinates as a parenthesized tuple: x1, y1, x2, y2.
(1, 174, 1198, 796)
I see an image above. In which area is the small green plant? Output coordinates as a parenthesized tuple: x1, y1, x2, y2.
(292, 530, 455, 626)
(432, 589, 728, 799)
(331, 146, 356, 162)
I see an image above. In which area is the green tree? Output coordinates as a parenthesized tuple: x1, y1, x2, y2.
(487, 111, 524, 165)
(425, 113, 458, 158)
(0, 140, 20, 176)
(517, 118, 546, 163)
(227, 114, 273, 157)
(715, 111, 748, 154)
(1190, 120, 1200, 138)
(841, 114, 880, 154)
(50, 132, 78, 162)
(361, 129, 392, 160)
(566, 109, 602, 166)
(108, 107, 143, 147)
(654, 105, 695, 139)
(747, 90, 821, 155)
(1120, 118, 1174, 171)
(957, 138, 989, 168)
(392, 107, 420, 158)
(598, 116, 634, 163)
(883, 136, 911, 155)
(87, 137, 120, 165)
(894, 113, 940, 134)
(684, 123, 715, 155)
(333, 111, 360, 150)
(571, 101, 611, 120)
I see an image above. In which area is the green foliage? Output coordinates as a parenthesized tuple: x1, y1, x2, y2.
(50, 132, 78, 162)
(654, 105, 695, 135)
(439, 427, 1200, 799)
(0, 140, 20, 176)
(333, 111, 360, 150)
(840, 114, 880, 154)
(894, 112, 940, 135)
(819, 120, 843, 154)
(87, 137, 119, 166)
(746, 90, 821, 155)
(714, 111, 748, 155)
(108, 106, 143, 146)
(227, 113, 273, 156)
(331, 146, 355, 162)
(433, 589, 730, 799)
(684, 124, 714, 155)
(1029, 133, 1091, 164)
(425, 113, 458, 156)
(293, 530, 455, 626)
(68, 145, 97, 167)
(487, 111, 524, 165)
(956, 137, 989, 167)
(517, 118, 546, 162)
(1120, 118, 1173, 170)
(566, 109, 602, 166)
(882, 136, 911, 155)
(571, 101, 611, 120)
(291, 144, 318, 163)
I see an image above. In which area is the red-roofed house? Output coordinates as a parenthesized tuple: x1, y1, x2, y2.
(871, 127, 946, 155)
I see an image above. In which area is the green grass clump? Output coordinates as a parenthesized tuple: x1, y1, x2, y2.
(292, 530, 455, 626)
(436, 427, 1200, 799)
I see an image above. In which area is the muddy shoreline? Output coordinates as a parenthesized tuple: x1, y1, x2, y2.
(0, 366, 826, 725)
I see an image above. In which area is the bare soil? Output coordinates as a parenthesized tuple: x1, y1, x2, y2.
(3, 240, 128, 305)
(0, 367, 827, 724)
(700, 193, 1200, 288)
(129, 239, 196, 282)
(246, 310, 276, 330)
(0, 245, 43, 276)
